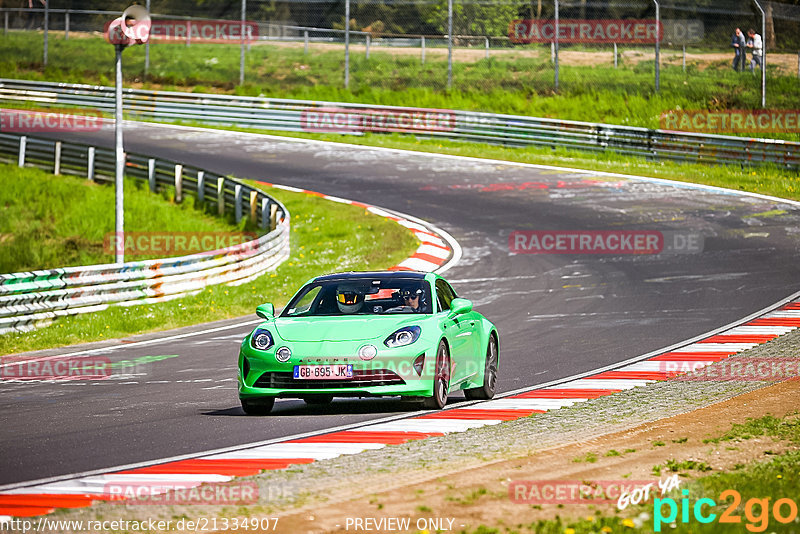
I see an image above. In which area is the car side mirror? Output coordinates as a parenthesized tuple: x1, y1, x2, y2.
(256, 303, 274, 320)
(448, 298, 472, 317)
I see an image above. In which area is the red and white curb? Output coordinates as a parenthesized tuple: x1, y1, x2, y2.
(266, 183, 460, 274)
(0, 183, 462, 521)
(2, 293, 799, 520)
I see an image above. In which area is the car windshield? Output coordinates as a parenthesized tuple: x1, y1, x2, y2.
(281, 276, 433, 317)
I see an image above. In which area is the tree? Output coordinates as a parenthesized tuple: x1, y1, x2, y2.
(425, 0, 519, 37)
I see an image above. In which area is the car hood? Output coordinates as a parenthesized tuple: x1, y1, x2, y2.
(273, 316, 421, 342)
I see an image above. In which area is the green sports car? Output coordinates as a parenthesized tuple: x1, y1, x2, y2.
(238, 271, 499, 414)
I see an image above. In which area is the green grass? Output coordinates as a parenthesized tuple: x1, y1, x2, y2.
(703, 414, 800, 444)
(572, 452, 598, 463)
(0, 164, 243, 273)
(0, 181, 419, 355)
(662, 458, 713, 474)
(2, 32, 799, 139)
(446, 487, 489, 506)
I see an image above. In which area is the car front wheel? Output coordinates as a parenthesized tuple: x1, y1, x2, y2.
(465, 334, 498, 400)
(423, 341, 451, 409)
(241, 397, 275, 415)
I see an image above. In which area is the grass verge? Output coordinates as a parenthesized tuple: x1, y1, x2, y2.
(0, 163, 248, 273)
(0, 181, 419, 356)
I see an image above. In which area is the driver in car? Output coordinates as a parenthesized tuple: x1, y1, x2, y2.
(336, 287, 365, 314)
(386, 287, 424, 313)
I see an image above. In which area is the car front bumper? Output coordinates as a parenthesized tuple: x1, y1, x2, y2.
(238, 342, 436, 399)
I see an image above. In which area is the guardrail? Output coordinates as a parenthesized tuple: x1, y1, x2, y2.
(1, 78, 797, 169)
(0, 131, 290, 335)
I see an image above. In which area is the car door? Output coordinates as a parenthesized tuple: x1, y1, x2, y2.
(436, 279, 474, 385)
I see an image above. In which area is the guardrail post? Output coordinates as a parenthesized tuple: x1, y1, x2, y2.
(18, 136, 26, 167)
(365, 35, 370, 59)
(270, 203, 278, 231)
(174, 164, 183, 203)
(234, 184, 243, 223)
(421, 36, 426, 65)
(65, 11, 69, 40)
(217, 177, 225, 216)
(5, 11, 9, 35)
(148, 158, 156, 192)
(186, 20, 191, 46)
(197, 170, 205, 203)
(485, 37, 489, 59)
(304, 30, 309, 54)
(87, 147, 95, 181)
(613, 43, 617, 68)
(54, 141, 61, 176)
(249, 190, 258, 222)
(261, 198, 269, 230)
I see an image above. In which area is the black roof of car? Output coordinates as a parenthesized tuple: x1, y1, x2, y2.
(314, 271, 428, 282)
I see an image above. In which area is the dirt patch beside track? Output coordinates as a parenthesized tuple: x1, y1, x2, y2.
(261, 40, 799, 72)
(274, 378, 799, 533)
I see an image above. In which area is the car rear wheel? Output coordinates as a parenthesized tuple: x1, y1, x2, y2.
(465, 335, 498, 400)
(423, 341, 450, 409)
(241, 397, 275, 415)
(303, 395, 334, 405)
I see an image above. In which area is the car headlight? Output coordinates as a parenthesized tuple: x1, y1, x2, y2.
(384, 326, 421, 348)
(275, 346, 292, 363)
(250, 328, 274, 350)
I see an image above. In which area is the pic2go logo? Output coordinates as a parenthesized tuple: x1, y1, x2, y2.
(654, 489, 799, 532)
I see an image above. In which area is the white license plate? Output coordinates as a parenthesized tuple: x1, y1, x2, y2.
(293, 364, 353, 380)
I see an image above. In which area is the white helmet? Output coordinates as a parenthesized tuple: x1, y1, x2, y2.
(336, 287, 365, 314)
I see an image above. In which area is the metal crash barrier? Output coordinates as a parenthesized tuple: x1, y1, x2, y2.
(0, 78, 797, 169)
(0, 132, 290, 335)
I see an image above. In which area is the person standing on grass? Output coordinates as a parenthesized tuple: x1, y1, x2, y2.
(731, 28, 746, 72)
(746, 29, 763, 73)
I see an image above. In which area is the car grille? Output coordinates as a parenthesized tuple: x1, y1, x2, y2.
(254, 369, 405, 389)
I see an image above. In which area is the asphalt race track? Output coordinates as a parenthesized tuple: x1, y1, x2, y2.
(3, 122, 799, 487)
